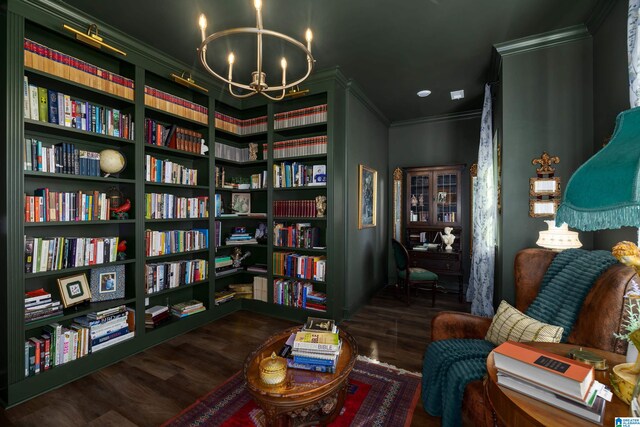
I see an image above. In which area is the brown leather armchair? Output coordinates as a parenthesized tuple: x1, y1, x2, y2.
(430, 248, 637, 427)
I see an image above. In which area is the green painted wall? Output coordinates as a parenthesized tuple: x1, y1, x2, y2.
(592, 0, 637, 249)
(499, 36, 594, 303)
(344, 82, 389, 317)
(387, 114, 481, 290)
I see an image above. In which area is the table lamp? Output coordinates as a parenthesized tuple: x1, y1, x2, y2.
(536, 220, 582, 251)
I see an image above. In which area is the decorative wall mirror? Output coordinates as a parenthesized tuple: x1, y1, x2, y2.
(392, 168, 403, 241)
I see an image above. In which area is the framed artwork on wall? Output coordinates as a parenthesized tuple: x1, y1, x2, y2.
(358, 164, 377, 229)
(529, 199, 560, 217)
(529, 177, 561, 197)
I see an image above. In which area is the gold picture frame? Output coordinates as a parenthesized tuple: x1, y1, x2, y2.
(529, 177, 561, 197)
(529, 199, 560, 218)
(358, 164, 377, 229)
(57, 273, 92, 308)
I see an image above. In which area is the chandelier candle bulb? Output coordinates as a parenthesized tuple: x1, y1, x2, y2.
(198, 14, 207, 42)
(306, 29, 313, 51)
(254, 0, 262, 11)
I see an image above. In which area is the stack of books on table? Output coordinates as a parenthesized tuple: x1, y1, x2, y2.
(286, 317, 340, 373)
(24, 288, 63, 323)
(493, 341, 610, 424)
(145, 305, 170, 329)
(74, 305, 134, 353)
(215, 290, 235, 305)
(171, 300, 206, 318)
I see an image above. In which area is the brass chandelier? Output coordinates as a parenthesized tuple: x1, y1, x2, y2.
(197, 0, 315, 101)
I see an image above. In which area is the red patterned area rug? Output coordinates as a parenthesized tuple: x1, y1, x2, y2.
(162, 357, 421, 427)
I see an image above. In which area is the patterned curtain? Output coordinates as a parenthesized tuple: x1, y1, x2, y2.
(467, 84, 496, 317)
(630, 0, 640, 107)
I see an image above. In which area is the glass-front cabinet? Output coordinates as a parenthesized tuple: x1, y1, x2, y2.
(405, 165, 463, 227)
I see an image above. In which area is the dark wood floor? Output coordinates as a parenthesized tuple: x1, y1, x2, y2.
(1, 287, 469, 426)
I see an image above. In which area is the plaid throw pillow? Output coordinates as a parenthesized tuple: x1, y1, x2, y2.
(485, 300, 564, 345)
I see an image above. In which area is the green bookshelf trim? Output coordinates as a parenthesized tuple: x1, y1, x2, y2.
(145, 279, 209, 298)
(273, 246, 327, 253)
(144, 143, 209, 159)
(24, 171, 136, 184)
(144, 182, 209, 190)
(274, 122, 327, 133)
(144, 218, 209, 223)
(25, 259, 136, 279)
(214, 158, 268, 167)
(25, 297, 137, 330)
(273, 216, 327, 221)
(272, 274, 326, 286)
(214, 187, 267, 193)
(272, 154, 328, 162)
(145, 248, 209, 261)
(273, 186, 327, 192)
(24, 118, 135, 145)
(25, 220, 136, 227)
(145, 105, 208, 127)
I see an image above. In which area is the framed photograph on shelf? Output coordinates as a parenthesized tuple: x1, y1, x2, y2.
(231, 193, 251, 214)
(529, 177, 561, 197)
(529, 199, 560, 217)
(57, 274, 91, 308)
(358, 164, 378, 229)
(90, 265, 125, 302)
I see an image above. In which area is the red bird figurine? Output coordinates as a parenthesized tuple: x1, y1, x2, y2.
(117, 240, 127, 253)
(111, 198, 131, 213)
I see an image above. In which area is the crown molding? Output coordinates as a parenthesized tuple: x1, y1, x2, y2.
(346, 79, 390, 127)
(390, 109, 482, 128)
(494, 24, 591, 57)
(586, 0, 618, 34)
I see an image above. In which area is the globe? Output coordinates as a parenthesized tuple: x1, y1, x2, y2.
(100, 149, 126, 176)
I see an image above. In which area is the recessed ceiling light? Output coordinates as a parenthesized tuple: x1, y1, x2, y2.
(450, 90, 465, 100)
(417, 90, 431, 98)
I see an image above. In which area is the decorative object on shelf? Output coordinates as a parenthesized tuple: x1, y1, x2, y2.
(117, 240, 127, 260)
(201, 141, 209, 155)
(259, 352, 288, 386)
(529, 151, 560, 218)
(411, 194, 418, 207)
(535, 220, 582, 251)
(231, 193, 251, 214)
(197, 0, 314, 101)
(99, 149, 126, 177)
(90, 265, 125, 302)
(315, 195, 327, 218)
(358, 164, 377, 229)
(255, 222, 267, 243)
(441, 227, 456, 252)
(392, 167, 403, 242)
(170, 72, 208, 93)
(110, 198, 131, 220)
(249, 143, 258, 161)
(231, 247, 252, 268)
(57, 273, 91, 308)
(63, 23, 126, 56)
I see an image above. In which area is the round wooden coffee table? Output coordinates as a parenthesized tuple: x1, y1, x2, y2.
(486, 342, 628, 426)
(243, 326, 357, 427)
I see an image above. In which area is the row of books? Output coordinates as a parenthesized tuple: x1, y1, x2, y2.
(214, 255, 233, 270)
(144, 229, 209, 257)
(253, 276, 268, 302)
(24, 139, 103, 177)
(144, 118, 205, 155)
(24, 236, 120, 273)
(145, 155, 199, 186)
(214, 141, 254, 163)
(25, 189, 110, 223)
(273, 253, 326, 282)
(171, 299, 206, 317)
(273, 223, 321, 249)
(24, 288, 62, 323)
(271, 136, 328, 159)
(214, 112, 267, 135)
(228, 283, 253, 299)
(493, 341, 608, 423)
(144, 259, 208, 294)
(145, 305, 170, 329)
(274, 104, 328, 129)
(274, 163, 326, 188)
(273, 200, 320, 218)
(215, 166, 268, 190)
(24, 80, 134, 140)
(144, 86, 208, 125)
(215, 290, 235, 305)
(25, 306, 135, 377)
(24, 39, 134, 99)
(274, 279, 327, 311)
(144, 193, 208, 220)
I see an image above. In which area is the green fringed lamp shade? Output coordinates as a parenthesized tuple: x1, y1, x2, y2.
(556, 107, 640, 231)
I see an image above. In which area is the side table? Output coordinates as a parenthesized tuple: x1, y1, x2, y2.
(485, 342, 627, 426)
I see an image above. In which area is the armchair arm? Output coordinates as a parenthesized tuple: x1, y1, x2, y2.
(431, 311, 493, 341)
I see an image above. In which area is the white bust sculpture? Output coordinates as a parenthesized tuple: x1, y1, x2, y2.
(441, 227, 456, 251)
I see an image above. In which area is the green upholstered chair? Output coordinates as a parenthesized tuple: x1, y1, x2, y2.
(392, 239, 439, 306)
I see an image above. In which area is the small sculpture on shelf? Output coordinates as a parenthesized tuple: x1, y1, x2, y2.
(110, 198, 131, 220)
(440, 227, 456, 252)
(117, 240, 127, 260)
(249, 143, 258, 161)
(232, 247, 252, 268)
(316, 195, 327, 218)
(201, 141, 209, 155)
(255, 223, 267, 244)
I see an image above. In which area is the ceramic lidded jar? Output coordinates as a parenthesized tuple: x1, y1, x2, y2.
(259, 352, 287, 386)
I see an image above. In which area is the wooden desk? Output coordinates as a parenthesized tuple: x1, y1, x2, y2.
(485, 342, 628, 426)
(410, 248, 463, 301)
(243, 327, 358, 427)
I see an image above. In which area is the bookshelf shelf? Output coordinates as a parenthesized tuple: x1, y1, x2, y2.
(214, 269, 265, 279)
(274, 122, 327, 133)
(215, 215, 268, 220)
(144, 218, 209, 223)
(214, 127, 268, 139)
(273, 216, 327, 221)
(273, 186, 327, 192)
(145, 309, 209, 334)
(272, 154, 328, 162)
(272, 274, 326, 286)
(24, 298, 137, 330)
(25, 67, 136, 106)
(145, 144, 209, 159)
(216, 244, 268, 249)
(24, 219, 136, 227)
(273, 246, 327, 254)
(25, 259, 136, 279)
(214, 158, 268, 167)
(214, 187, 267, 193)
(23, 171, 136, 184)
(144, 182, 209, 190)
(145, 105, 207, 127)
(145, 248, 209, 261)
(24, 119, 135, 146)
(146, 279, 209, 298)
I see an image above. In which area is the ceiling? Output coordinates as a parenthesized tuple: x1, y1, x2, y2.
(60, 0, 602, 122)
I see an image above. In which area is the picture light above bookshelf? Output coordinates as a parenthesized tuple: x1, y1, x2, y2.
(63, 23, 126, 56)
